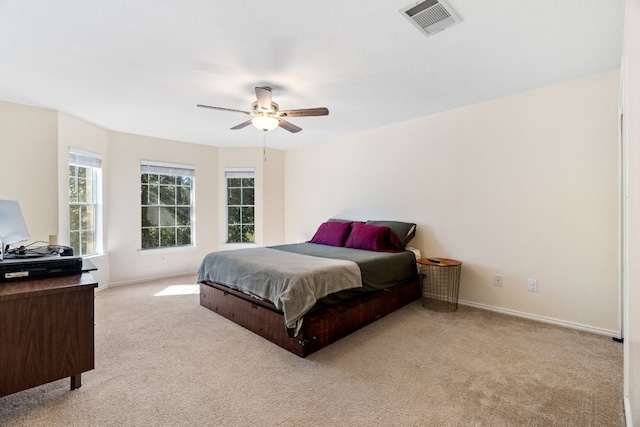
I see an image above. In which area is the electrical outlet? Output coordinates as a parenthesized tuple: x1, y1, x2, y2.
(527, 279, 538, 292)
(161, 255, 166, 263)
(493, 274, 503, 287)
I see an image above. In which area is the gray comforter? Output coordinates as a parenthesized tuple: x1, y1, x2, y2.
(197, 247, 362, 332)
(273, 243, 417, 292)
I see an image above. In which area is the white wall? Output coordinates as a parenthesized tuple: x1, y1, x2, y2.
(285, 71, 620, 335)
(0, 101, 58, 242)
(622, 0, 640, 424)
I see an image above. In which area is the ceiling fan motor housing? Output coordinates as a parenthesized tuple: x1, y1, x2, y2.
(252, 101, 279, 115)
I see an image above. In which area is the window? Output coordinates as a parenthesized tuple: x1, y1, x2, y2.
(69, 150, 102, 256)
(226, 169, 255, 243)
(141, 162, 195, 249)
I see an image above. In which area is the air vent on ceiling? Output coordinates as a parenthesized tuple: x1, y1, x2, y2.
(400, 0, 462, 37)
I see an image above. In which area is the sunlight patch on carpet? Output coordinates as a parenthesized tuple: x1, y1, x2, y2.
(154, 284, 200, 296)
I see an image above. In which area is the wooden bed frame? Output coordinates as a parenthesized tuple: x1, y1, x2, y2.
(199, 278, 422, 357)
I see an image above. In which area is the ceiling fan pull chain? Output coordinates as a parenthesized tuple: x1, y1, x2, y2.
(263, 132, 267, 162)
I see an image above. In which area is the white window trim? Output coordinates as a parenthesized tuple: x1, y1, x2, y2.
(225, 168, 255, 244)
(69, 148, 103, 257)
(140, 160, 196, 250)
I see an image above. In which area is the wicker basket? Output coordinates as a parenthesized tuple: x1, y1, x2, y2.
(418, 258, 462, 312)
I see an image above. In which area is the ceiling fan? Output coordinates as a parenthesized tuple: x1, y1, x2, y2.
(197, 86, 329, 133)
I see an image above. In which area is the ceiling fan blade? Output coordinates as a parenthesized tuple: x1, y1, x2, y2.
(278, 107, 329, 117)
(277, 119, 302, 133)
(197, 104, 251, 115)
(231, 119, 253, 130)
(254, 87, 273, 111)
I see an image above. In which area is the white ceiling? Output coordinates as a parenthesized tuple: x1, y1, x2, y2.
(0, 1, 625, 150)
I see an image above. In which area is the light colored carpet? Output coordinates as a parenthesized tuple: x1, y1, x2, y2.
(0, 274, 625, 426)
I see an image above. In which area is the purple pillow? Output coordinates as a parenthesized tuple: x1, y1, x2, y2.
(344, 223, 403, 252)
(308, 221, 352, 247)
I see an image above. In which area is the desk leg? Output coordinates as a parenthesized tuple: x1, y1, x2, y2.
(70, 374, 82, 390)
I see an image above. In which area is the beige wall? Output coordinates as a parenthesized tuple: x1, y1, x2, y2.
(263, 148, 285, 246)
(57, 113, 110, 287)
(217, 147, 285, 250)
(0, 100, 286, 287)
(107, 132, 219, 285)
(623, 0, 640, 424)
(0, 101, 58, 242)
(0, 66, 628, 406)
(285, 71, 620, 335)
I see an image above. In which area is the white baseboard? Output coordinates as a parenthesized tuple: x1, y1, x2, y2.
(458, 299, 621, 339)
(625, 396, 633, 427)
(95, 271, 198, 292)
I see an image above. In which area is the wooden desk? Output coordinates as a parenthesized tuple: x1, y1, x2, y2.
(0, 273, 98, 396)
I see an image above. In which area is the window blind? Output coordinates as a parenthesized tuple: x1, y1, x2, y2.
(225, 170, 254, 179)
(141, 161, 195, 177)
(69, 150, 102, 168)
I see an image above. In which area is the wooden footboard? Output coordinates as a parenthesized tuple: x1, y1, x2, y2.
(199, 279, 422, 357)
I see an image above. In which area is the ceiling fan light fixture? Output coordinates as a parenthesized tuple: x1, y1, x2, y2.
(251, 116, 279, 132)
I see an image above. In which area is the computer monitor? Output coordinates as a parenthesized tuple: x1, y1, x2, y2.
(0, 200, 30, 259)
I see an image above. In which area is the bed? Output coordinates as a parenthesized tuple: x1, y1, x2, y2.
(198, 219, 421, 357)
